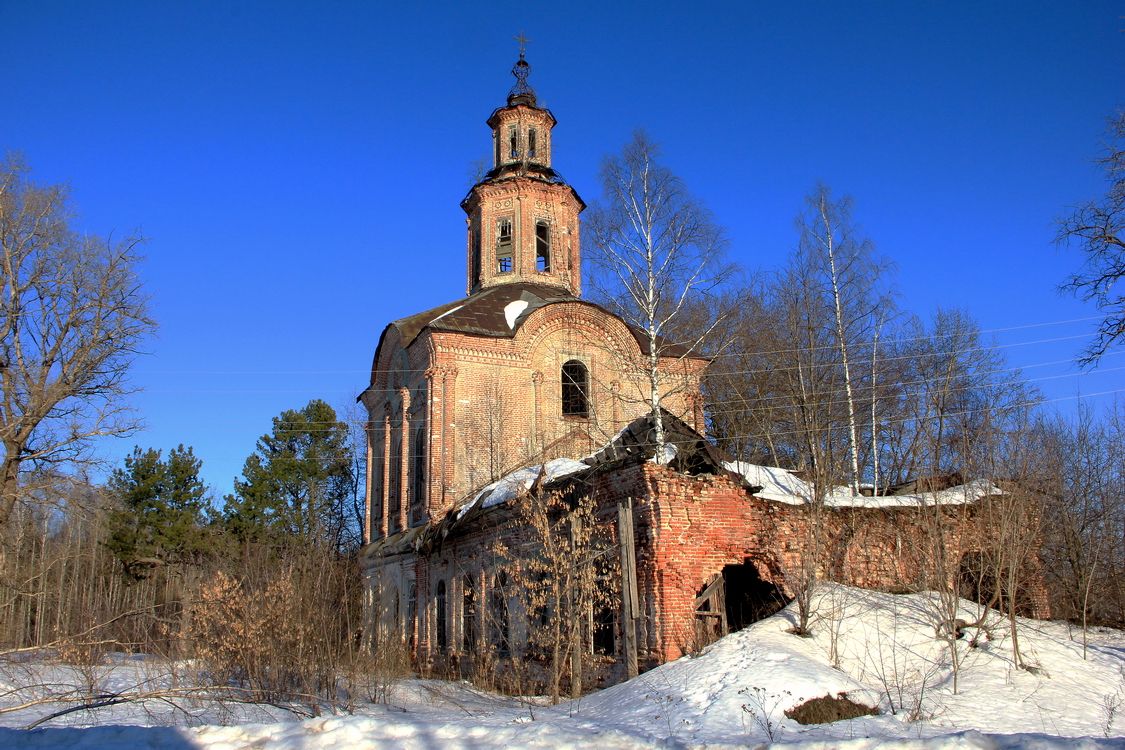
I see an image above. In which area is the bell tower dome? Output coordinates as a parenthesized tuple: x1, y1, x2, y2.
(461, 45, 585, 296)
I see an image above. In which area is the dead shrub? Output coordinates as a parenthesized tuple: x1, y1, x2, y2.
(184, 545, 361, 704)
(784, 693, 878, 724)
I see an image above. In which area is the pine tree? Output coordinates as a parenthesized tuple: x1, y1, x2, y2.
(106, 445, 211, 578)
(223, 400, 355, 550)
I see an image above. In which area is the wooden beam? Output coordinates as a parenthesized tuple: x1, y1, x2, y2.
(618, 498, 639, 679)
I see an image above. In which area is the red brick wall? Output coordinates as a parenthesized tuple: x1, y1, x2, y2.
(362, 302, 706, 538)
(588, 464, 1050, 662)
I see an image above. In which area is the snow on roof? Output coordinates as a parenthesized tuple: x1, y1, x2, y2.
(428, 304, 464, 323)
(723, 461, 1003, 508)
(456, 457, 588, 519)
(650, 443, 678, 466)
(503, 299, 529, 329)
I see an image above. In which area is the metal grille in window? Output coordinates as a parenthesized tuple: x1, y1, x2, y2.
(463, 575, 477, 653)
(561, 360, 589, 417)
(528, 128, 537, 158)
(508, 126, 518, 159)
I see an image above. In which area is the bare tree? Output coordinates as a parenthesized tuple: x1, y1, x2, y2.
(587, 132, 734, 451)
(491, 470, 617, 703)
(0, 156, 154, 527)
(1058, 111, 1125, 366)
(795, 185, 893, 493)
(1038, 403, 1125, 637)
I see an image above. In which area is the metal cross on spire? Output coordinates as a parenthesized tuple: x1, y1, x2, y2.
(514, 31, 531, 59)
(508, 31, 536, 105)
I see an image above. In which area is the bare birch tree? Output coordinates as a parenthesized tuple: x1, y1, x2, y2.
(0, 157, 154, 527)
(795, 185, 892, 493)
(587, 132, 733, 451)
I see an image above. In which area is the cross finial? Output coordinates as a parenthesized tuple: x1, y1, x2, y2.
(514, 31, 530, 59)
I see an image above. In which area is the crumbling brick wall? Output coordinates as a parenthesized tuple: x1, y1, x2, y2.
(589, 463, 1050, 663)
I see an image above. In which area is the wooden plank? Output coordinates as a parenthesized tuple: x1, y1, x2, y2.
(694, 574, 723, 608)
(618, 499, 639, 679)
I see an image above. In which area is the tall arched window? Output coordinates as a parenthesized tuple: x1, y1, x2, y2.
(411, 425, 426, 520)
(496, 218, 513, 273)
(561, 360, 589, 417)
(389, 434, 402, 519)
(471, 222, 481, 287)
(462, 574, 477, 653)
(535, 220, 550, 272)
(435, 579, 448, 653)
(407, 582, 417, 647)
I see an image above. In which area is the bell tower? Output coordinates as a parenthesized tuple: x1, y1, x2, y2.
(461, 43, 585, 296)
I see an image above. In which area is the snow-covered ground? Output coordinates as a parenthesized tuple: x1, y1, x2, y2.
(2, 586, 1123, 748)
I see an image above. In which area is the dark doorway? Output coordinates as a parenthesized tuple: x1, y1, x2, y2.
(958, 551, 1034, 616)
(722, 561, 789, 632)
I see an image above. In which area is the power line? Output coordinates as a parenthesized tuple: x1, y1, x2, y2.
(131, 313, 1110, 377)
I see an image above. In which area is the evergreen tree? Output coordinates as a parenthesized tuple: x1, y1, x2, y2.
(224, 399, 355, 549)
(106, 445, 211, 578)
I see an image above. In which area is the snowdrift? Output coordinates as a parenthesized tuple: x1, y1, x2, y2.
(1, 585, 1122, 748)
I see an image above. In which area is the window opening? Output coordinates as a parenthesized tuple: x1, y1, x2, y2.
(389, 434, 402, 521)
(489, 572, 510, 656)
(471, 223, 481, 287)
(508, 125, 518, 159)
(407, 582, 417, 645)
(535, 221, 550, 272)
(528, 128, 537, 158)
(412, 425, 426, 521)
(436, 579, 448, 652)
(496, 218, 513, 273)
(593, 604, 615, 655)
(561, 360, 589, 417)
(463, 575, 477, 653)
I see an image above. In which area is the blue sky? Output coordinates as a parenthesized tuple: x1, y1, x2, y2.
(4, 2, 1123, 498)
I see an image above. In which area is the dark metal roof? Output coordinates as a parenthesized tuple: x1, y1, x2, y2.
(583, 409, 731, 476)
(391, 282, 573, 346)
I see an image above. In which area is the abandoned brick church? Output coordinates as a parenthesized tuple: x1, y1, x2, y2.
(358, 52, 1049, 679)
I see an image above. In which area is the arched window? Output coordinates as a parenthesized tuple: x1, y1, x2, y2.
(496, 218, 513, 273)
(407, 582, 417, 646)
(389, 434, 402, 520)
(535, 220, 550, 272)
(411, 426, 426, 520)
(528, 128, 538, 159)
(436, 579, 448, 653)
(463, 574, 477, 653)
(508, 125, 518, 160)
(471, 222, 481, 287)
(561, 360, 589, 417)
(489, 572, 510, 657)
